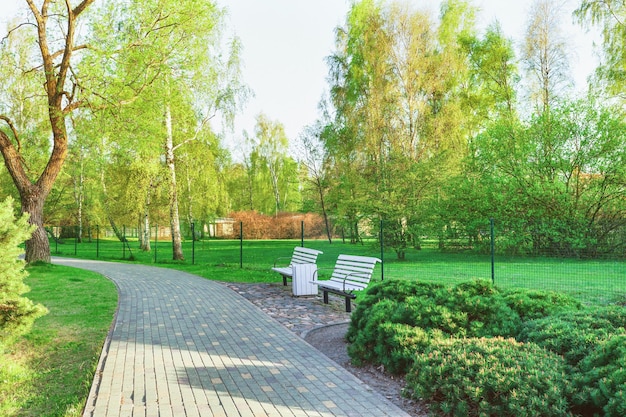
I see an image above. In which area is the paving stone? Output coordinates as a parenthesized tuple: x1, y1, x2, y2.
(53, 258, 408, 417)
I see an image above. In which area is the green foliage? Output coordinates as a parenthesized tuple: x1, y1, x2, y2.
(448, 100, 626, 258)
(502, 288, 583, 321)
(346, 279, 522, 372)
(374, 323, 443, 375)
(0, 198, 47, 339)
(575, 1, 626, 100)
(439, 279, 521, 338)
(517, 307, 626, 367)
(573, 334, 626, 417)
(406, 337, 572, 417)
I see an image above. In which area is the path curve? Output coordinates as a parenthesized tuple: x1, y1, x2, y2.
(53, 258, 410, 417)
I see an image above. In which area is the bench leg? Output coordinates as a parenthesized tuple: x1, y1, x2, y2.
(323, 291, 329, 304)
(345, 297, 352, 313)
(282, 275, 287, 286)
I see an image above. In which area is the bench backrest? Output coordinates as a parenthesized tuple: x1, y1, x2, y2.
(290, 246, 323, 266)
(330, 255, 382, 289)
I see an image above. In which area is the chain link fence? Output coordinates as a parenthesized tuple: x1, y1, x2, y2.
(47, 216, 626, 305)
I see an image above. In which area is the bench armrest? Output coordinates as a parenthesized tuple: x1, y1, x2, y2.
(338, 271, 369, 291)
(273, 256, 292, 268)
(311, 267, 334, 282)
(312, 269, 368, 291)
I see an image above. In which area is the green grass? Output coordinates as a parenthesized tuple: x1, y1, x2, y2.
(52, 237, 626, 305)
(0, 263, 117, 417)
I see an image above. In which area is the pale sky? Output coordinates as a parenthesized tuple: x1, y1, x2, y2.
(1, 1, 600, 159)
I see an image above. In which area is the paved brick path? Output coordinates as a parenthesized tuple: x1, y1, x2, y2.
(53, 258, 409, 417)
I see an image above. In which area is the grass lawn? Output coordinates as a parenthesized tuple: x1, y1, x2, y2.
(0, 263, 117, 417)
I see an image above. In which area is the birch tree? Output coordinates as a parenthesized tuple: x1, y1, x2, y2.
(522, 0, 571, 113)
(324, 0, 475, 257)
(575, 0, 626, 100)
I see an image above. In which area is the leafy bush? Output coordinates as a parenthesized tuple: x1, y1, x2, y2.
(517, 307, 626, 366)
(373, 323, 443, 375)
(406, 337, 572, 417)
(437, 280, 521, 338)
(502, 288, 583, 321)
(227, 211, 327, 239)
(572, 334, 626, 417)
(347, 279, 522, 372)
(347, 280, 443, 347)
(347, 298, 400, 366)
(0, 197, 47, 339)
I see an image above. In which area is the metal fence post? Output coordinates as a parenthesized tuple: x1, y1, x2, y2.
(96, 225, 100, 258)
(240, 221, 243, 269)
(380, 219, 384, 281)
(191, 222, 195, 265)
(490, 218, 495, 285)
(301, 220, 304, 247)
(154, 224, 157, 263)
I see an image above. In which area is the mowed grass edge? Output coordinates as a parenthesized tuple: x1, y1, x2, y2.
(0, 263, 118, 417)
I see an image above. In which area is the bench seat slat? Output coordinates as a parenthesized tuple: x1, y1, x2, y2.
(311, 254, 381, 312)
(271, 247, 323, 286)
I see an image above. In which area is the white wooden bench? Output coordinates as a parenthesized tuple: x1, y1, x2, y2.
(271, 246, 323, 286)
(310, 254, 381, 312)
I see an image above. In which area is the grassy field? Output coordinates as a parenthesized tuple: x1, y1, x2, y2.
(51, 237, 626, 305)
(0, 264, 117, 417)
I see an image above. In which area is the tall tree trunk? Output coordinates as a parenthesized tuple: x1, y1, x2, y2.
(316, 177, 332, 244)
(22, 187, 51, 263)
(165, 104, 184, 260)
(268, 162, 281, 215)
(140, 213, 151, 251)
(0, 1, 94, 263)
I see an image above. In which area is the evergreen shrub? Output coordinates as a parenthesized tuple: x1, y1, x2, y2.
(573, 334, 626, 417)
(0, 197, 47, 340)
(373, 322, 443, 375)
(406, 337, 572, 417)
(347, 279, 523, 372)
(502, 288, 583, 321)
(517, 307, 626, 366)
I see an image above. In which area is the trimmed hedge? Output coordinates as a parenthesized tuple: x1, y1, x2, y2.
(406, 337, 572, 417)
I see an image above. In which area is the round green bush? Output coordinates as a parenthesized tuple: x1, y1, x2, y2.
(349, 280, 443, 338)
(502, 288, 582, 321)
(373, 322, 444, 375)
(438, 280, 522, 338)
(406, 337, 572, 417)
(347, 298, 400, 366)
(573, 334, 626, 417)
(518, 307, 626, 366)
(347, 279, 523, 370)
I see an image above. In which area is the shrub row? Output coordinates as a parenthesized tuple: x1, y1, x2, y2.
(228, 211, 328, 239)
(347, 279, 626, 417)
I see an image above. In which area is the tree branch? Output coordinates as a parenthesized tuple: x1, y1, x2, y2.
(172, 114, 214, 153)
(1, 22, 38, 44)
(0, 115, 22, 152)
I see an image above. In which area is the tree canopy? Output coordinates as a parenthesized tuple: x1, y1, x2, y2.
(1, 0, 625, 261)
